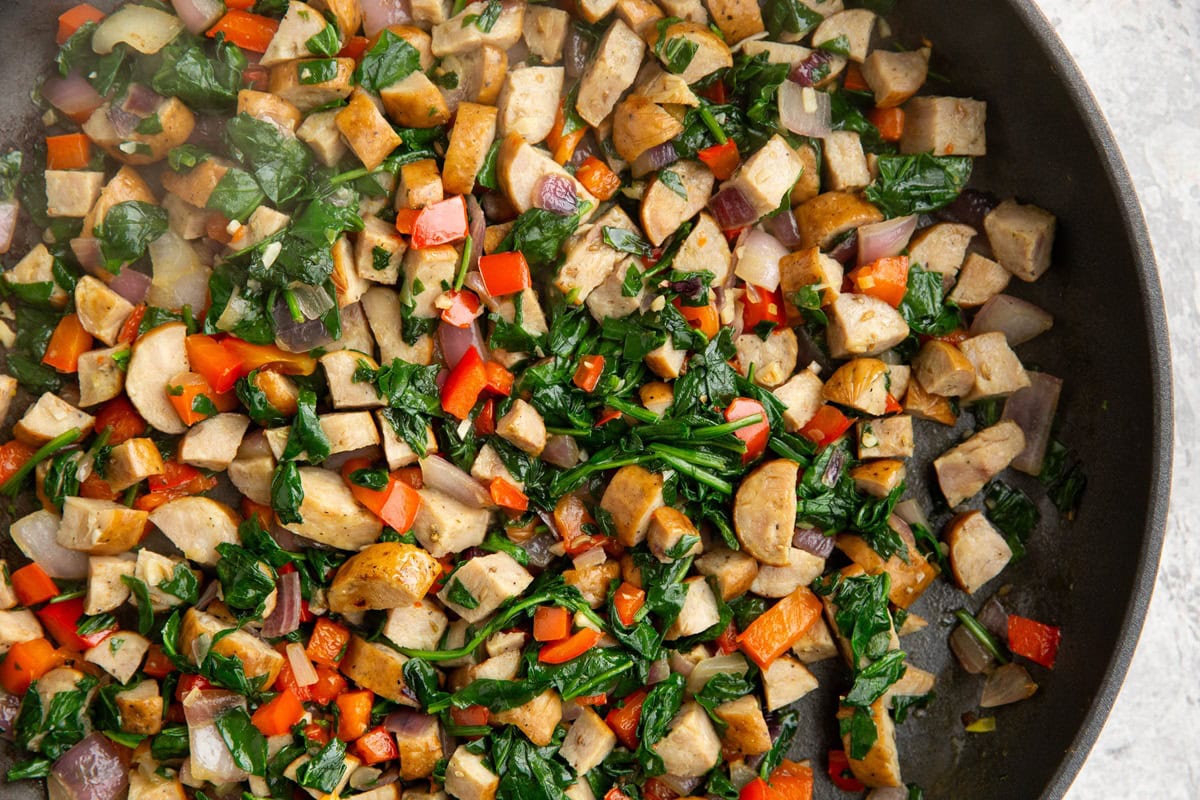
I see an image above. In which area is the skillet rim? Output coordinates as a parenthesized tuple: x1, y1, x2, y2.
(1002, 1, 1175, 797)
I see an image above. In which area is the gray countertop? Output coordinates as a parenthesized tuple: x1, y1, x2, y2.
(1033, 0, 1200, 797)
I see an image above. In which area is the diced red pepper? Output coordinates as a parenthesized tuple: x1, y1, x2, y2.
(94, 396, 147, 444)
(118, 304, 146, 344)
(341, 458, 423, 535)
(394, 207, 420, 235)
(799, 405, 853, 449)
(533, 606, 572, 642)
(142, 646, 174, 678)
(484, 361, 514, 396)
(441, 290, 483, 328)
(1007, 615, 1062, 669)
(441, 347, 488, 419)
(827, 750, 866, 792)
(697, 139, 741, 181)
(175, 674, 215, 702)
(338, 35, 370, 62)
(724, 397, 770, 463)
(604, 689, 647, 750)
(310, 665, 347, 705)
(478, 251, 532, 297)
(741, 285, 786, 332)
(355, 725, 399, 765)
(575, 157, 621, 201)
(57, 4, 105, 45)
(884, 393, 903, 414)
(307, 617, 352, 668)
(0, 638, 61, 695)
(410, 195, 468, 249)
(716, 621, 739, 655)
(572, 355, 605, 392)
(849, 255, 910, 308)
(613, 582, 645, 627)
(538, 628, 601, 664)
(673, 299, 720, 339)
(867, 107, 906, 142)
(37, 597, 116, 651)
(252, 689, 305, 737)
(46, 133, 92, 171)
(475, 398, 496, 435)
(206, 10, 280, 53)
(489, 477, 528, 511)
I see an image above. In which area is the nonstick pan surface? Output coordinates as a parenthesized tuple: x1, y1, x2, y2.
(0, 1, 1171, 798)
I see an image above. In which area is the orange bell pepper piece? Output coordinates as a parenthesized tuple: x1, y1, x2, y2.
(251, 689, 306, 737)
(849, 255, 910, 308)
(206, 10, 280, 53)
(46, 133, 92, 170)
(410, 196, 468, 249)
(738, 586, 823, 669)
(575, 156, 621, 201)
(674, 299, 721, 339)
(546, 101, 588, 165)
(166, 372, 238, 427)
(310, 665, 348, 705)
(533, 606, 572, 642)
(94, 396, 147, 444)
(0, 440, 37, 486)
(186, 334, 244, 393)
(724, 397, 770, 463)
(307, 617, 352, 668)
(867, 107, 906, 142)
(355, 726, 399, 766)
(57, 3, 105, 45)
(0, 638, 61, 695)
(799, 405, 853, 449)
(42, 313, 94, 373)
(336, 689, 375, 741)
(221, 337, 317, 376)
(11, 563, 60, 606)
(604, 688, 647, 750)
(538, 628, 601, 664)
(440, 289, 482, 328)
(613, 581, 645, 627)
(489, 477, 528, 511)
(697, 139, 741, 181)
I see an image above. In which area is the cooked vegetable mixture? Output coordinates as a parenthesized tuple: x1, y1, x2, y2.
(0, 0, 1088, 798)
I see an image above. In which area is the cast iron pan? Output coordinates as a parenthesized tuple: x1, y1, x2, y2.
(0, 1, 1172, 798)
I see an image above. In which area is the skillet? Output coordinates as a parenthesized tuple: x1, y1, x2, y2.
(0, 0, 1172, 797)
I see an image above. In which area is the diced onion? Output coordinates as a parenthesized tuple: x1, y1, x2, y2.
(92, 5, 184, 55)
(11, 509, 88, 579)
(533, 174, 580, 216)
(571, 546, 607, 572)
(686, 654, 749, 696)
(980, 663, 1038, 708)
(286, 641, 319, 687)
(420, 456, 494, 508)
(733, 229, 787, 291)
(262, 571, 302, 638)
(631, 142, 679, 179)
(778, 81, 831, 138)
(893, 499, 929, 530)
(950, 624, 994, 674)
(792, 526, 835, 559)
(184, 691, 249, 784)
(289, 282, 335, 321)
(970, 295, 1054, 345)
(763, 207, 803, 248)
(109, 267, 152, 305)
(790, 50, 834, 88)
(41, 73, 104, 123)
(0, 201, 18, 255)
(170, 0, 226, 35)
(437, 319, 487, 370)
(1002, 371, 1063, 474)
(542, 434, 581, 469)
(148, 230, 211, 312)
(361, 0, 412, 37)
(646, 657, 671, 685)
(856, 215, 917, 265)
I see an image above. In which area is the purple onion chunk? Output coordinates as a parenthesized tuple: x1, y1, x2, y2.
(533, 174, 580, 216)
(935, 188, 999, 229)
(793, 526, 835, 559)
(790, 50, 834, 87)
(709, 186, 758, 231)
(48, 734, 128, 800)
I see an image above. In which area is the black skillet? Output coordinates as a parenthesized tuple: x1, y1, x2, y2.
(0, 0, 1172, 797)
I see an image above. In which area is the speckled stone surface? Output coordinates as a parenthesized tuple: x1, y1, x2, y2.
(1035, 0, 1200, 797)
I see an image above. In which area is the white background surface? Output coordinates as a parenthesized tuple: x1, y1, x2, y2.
(1032, 0, 1200, 797)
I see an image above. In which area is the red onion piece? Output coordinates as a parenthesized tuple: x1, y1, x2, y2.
(0, 200, 17, 255)
(123, 84, 165, 116)
(42, 73, 104, 122)
(657, 774, 702, 796)
(950, 624, 994, 674)
(188, 114, 227, 149)
(936, 189, 999, 229)
(564, 26, 592, 79)
(109, 267, 152, 304)
(646, 657, 671, 685)
(325, 445, 384, 473)
(976, 596, 1010, 643)
(827, 230, 858, 265)
(980, 663, 1038, 708)
(709, 186, 758, 230)
(272, 297, 335, 353)
(970, 294, 1054, 345)
(48, 734, 128, 800)
(764, 207, 803, 248)
(541, 434, 581, 469)
(194, 577, 219, 612)
(466, 194, 486, 272)
(524, 529, 559, 569)
(108, 104, 142, 138)
(261, 571, 301, 638)
(631, 141, 679, 179)
(464, 270, 502, 313)
(170, 0, 225, 35)
(70, 237, 106, 276)
(385, 708, 436, 736)
(820, 447, 847, 487)
(533, 174, 580, 215)
(0, 689, 20, 740)
(778, 81, 832, 137)
(793, 526, 835, 559)
(438, 318, 487, 370)
(571, 546, 607, 572)
(893, 499, 929, 530)
(419, 455, 494, 508)
(362, 0, 411, 36)
(857, 215, 917, 265)
(790, 50, 834, 87)
(1001, 371, 1062, 474)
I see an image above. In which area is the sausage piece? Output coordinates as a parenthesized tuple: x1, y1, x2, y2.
(734, 459, 799, 566)
(933, 420, 1026, 507)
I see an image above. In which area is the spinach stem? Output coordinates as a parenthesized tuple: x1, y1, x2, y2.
(651, 450, 732, 495)
(283, 289, 304, 323)
(606, 396, 658, 424)
(564, 660, 635, 701)
(698, 105, 728, 144)
(0, 427, 83, 496)
(954, 609, 1009, 664)
(453, 235, 473, 291)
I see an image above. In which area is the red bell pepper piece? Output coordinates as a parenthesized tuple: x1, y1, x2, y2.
(440, 290, 483, 328)
(538, 629, 601, 664)
(604, 688, 648, 750)
(489, 477, 528, 511)
(1007, 615, 1062, 669)
(410, 196, 468, 249)
(827, 750, 866, 792)
(94, 396, 147, 444)
(724, 397, 770, 463)
(741, 285, 786, 332)
(57, 4, 105, 45)
(613, 581, 645, 627)
(38, 597, 117, 651)
(572, 355, 606, 392)
(799, 405, 853, 449)
(484, 361, 514, 396)
(697, 139, 741, 181)
(478, 251, 532, 297)
(206, 10, 279, 53)
(11, 563, 60, 607)
(441, 347, 488, 419)
(848, 255, 910, 308)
